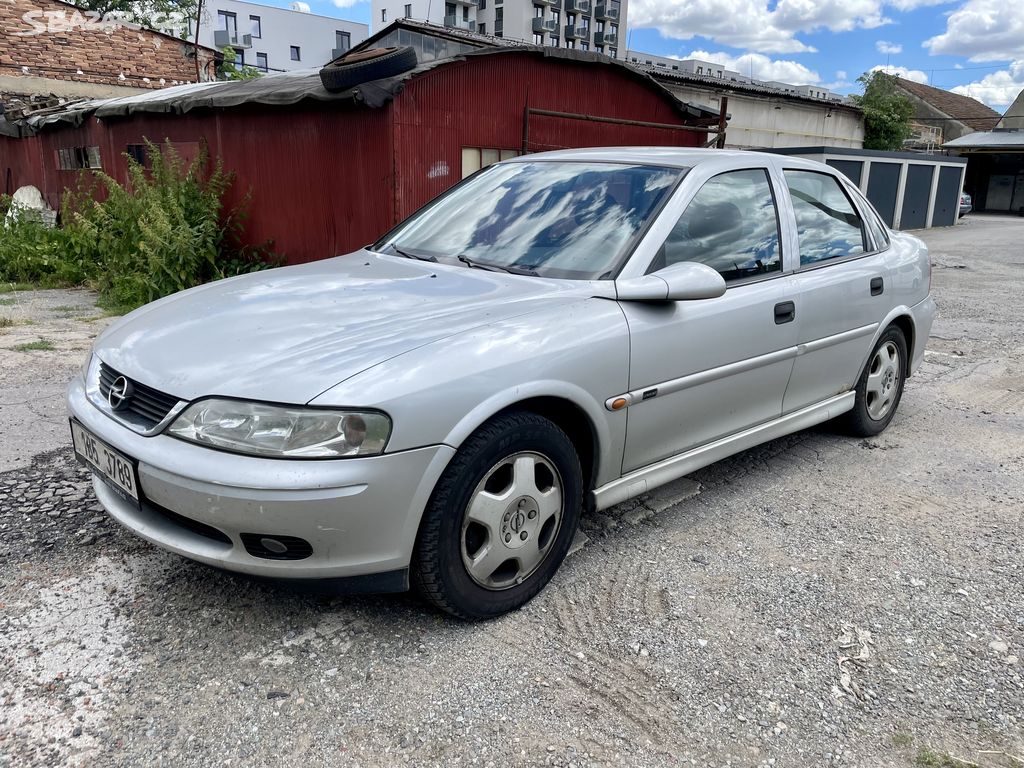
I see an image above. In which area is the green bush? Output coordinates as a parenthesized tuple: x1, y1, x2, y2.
(0, 142, 280, 312)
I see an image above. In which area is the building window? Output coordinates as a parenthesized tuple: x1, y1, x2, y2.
(381, 8, 387, 21)
(535, 5, 544, 16)
(596, 20, 604, 32)
(404, 3, 412, 16)
(478, 22, 486, 33)
(533, 33, 543, 44)
(567, 12, 575, 24)
(461, 147, 519, 179)
(56, 146, 102, 171)
(249, 15, 261, 38)
(696, 65, 703, 74)
(479, 0, 486, 9)
(217, 10, 237, 38)
(596, 44, 604, 54)
(256, 52, 268, 71)
(549, 35, 559, 46)
(580, 41, 588, 50)
(290, 45, 301, 61)
(125, 144, 146, 166)
(609, 47, 616, 57)
(233, 47, 244, 66)
(336, 30, 351, 52)
(494, 7, 503, 34)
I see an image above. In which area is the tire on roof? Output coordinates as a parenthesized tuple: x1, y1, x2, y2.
(319, 47, 418, 93)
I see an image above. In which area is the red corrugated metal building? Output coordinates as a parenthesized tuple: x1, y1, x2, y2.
(0, 47, 713, 264)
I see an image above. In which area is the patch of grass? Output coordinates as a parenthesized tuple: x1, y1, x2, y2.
(14, 339, 55, 352)
(915, 747, 962, 767)
(0, 316, 13, 329)
(0, 282, 35, 293)
(892, 732, 914, 748)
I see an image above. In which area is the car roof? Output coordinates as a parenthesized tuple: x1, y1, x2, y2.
(511, 146, 830, 172)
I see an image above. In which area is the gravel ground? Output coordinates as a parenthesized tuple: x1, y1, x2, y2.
(1, 217, 1022, 767)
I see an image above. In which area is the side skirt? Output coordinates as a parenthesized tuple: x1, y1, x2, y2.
(591, 391, 855, 511)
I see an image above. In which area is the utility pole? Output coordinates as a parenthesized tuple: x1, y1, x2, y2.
(194, 0, 204, 82)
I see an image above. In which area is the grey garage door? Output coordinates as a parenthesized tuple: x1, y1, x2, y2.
(931, 166, 962, 227)
(866, 162, 901, 226)
(826, 159, 863, 186)
(900, 165, 934, 230)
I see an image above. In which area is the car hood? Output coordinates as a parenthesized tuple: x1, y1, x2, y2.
(94, 251, 599, 404)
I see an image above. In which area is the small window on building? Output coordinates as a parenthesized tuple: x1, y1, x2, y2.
(535, 4, 544, 16)
(250, 15, 261, 38)
(533, 33, 543, 44)
(218, 10, 237, 38)
(336, 30, 351, 52)
(404, 3, 412, 16)
(696, 65, 703, 74)
(479, 0, 486, 9)
(595, 44, 604, 54)
(381, 8, 387, 21)
(580, 41, 588, 50)
(461, 147, 520, 179)
(290, 45, 301, 61)
(550, 35, 559, 46)
(785, 170, 867, 266)
(478, 22, 486, 33)
(126, 144, 147, 166)
(233, 47, 245, 66)
(256, 52, 268, 71)
(609, 47, 617, 57)
(55, 146, 102, 171)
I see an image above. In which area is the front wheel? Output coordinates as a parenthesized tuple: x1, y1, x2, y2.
(842, 325, 908, 437)
(412, 412, 583, 620)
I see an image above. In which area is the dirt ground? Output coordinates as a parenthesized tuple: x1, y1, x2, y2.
(0, 216, 1021, 768)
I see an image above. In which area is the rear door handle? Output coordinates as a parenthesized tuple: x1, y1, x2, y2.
(774, 301, 796, 325)
(870, 277, 884, 296)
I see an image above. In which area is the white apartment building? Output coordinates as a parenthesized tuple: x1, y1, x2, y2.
(196, 0, 368, 73)
(373, 0, 626, 59)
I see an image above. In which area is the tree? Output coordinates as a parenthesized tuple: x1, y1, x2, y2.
(71, 0, 198, 38)
(218, 46, 262, 80)
(852, 71, 916, 151)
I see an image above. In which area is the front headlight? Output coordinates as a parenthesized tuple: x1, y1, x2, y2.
(167, 399, 391, 458)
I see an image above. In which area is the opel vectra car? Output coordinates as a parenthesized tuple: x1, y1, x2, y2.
(68, 149, 934, 619)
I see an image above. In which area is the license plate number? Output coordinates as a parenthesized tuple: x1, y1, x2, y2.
(70, 420, 140, 506)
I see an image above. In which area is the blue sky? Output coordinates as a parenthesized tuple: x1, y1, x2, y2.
(265, 0, 1024, 109)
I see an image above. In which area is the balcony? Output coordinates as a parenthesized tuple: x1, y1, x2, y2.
(533, 0, 560, 6)
(594, 2, 618, 20)
(213, 30, 252, 48)
(564, 0, 591, 13)
(564, 24, 587, 39)
(594, 31, 616, 45)
(532, 17, 557, 33)
(443, 15, 476, 29)
(331, 47, 350, 60)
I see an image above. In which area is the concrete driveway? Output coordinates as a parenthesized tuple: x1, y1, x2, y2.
(0, 216, 1021, 767)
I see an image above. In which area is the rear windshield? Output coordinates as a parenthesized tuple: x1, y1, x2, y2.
(376, 161, 684, 280)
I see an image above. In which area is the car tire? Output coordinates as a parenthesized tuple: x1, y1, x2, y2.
(841, 325, 908, 437)
(412, 411, 583, 620)
(319, 46, 418, 93)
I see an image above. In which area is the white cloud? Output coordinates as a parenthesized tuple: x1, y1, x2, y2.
(876, 40, 902, 54)
(887, 0, 955, 9)
(331, 0, 362, 6)
(870, 64, 928, 83)
(685, 49, 821, 84)
(629, 0, 900, 55)
(925, 0, 1024, 61)
(951, 61, 1024, 110)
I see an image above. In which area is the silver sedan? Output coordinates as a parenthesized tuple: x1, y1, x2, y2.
(67, 148, 935, 619)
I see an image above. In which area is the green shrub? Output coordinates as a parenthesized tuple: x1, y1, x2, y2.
(0, 142, 279, 312)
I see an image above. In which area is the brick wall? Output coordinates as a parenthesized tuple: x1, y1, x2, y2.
(0, 0, 218, 90)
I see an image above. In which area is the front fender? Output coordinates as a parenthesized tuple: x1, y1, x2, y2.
(311, 298, 631, 487)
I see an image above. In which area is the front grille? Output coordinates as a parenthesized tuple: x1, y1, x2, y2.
(240, 533, 314, 561)
(99, 363, 180, 429)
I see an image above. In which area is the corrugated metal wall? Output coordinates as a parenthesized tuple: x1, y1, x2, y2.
(1, 52, 706, 263)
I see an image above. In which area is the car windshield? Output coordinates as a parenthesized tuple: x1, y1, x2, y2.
(376, 161, 684, 280)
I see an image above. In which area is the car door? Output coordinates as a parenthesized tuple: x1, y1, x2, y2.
(618, 167, 800, 474)
(779, 167, 892, 414)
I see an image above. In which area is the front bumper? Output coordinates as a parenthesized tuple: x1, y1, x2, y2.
(68, 375, 455, 583)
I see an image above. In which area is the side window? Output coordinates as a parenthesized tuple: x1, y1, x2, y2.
(785, 170, 867, 265)
(651, 169, 782, 281)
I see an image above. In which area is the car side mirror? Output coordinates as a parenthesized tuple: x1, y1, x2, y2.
(616, 261, 727, 302)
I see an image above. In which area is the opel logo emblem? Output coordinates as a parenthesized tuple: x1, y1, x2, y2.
(509, 510, 525, 534)
(107, 376, 133, 411)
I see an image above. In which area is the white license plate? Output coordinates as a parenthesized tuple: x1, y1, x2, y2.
(70, 420, 140, 506)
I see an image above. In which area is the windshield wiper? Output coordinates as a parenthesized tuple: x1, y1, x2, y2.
(387, 244, 437, 262)
(457, 255, 538, 276)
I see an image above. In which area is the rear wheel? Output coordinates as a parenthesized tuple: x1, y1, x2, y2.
(412, 412, 583, 620)
(842, 326, 907, 437)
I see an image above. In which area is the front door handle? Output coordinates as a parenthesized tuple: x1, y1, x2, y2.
(774, 301, 796, 325)
(870, 277, 884, 296)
